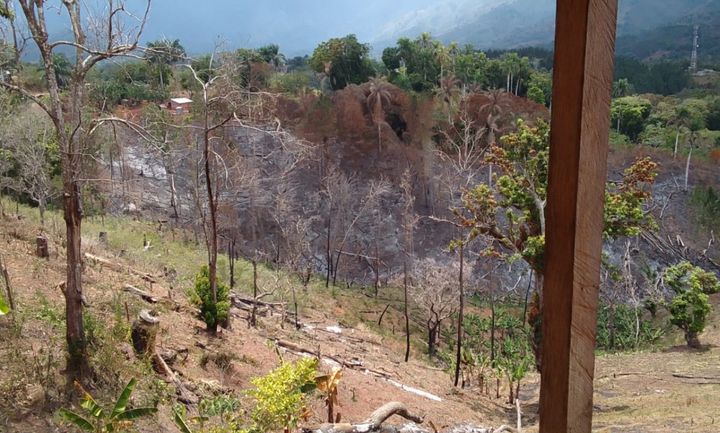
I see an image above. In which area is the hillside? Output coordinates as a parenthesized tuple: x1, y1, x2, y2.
(1, 181, 720, 432)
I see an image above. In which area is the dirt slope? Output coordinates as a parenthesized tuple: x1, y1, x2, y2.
(1, 204, 719, 433)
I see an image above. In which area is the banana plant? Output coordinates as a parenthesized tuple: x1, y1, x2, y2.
(173, 405, 194, 433)
(58, 378, 157, 432)
(315, 368, 343, 423)
(0, 295, 9, 315)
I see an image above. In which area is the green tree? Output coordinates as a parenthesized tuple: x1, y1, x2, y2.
(454, 120, 657, 368)
(707, 98, 720, 131)
(382, 34, 442, 92)
(612, 78, 631, 98)
(145, 38, 186, 91)
(190, 266, 230, 331)
(664, 261, 720, 348)
(309, 34, 374, 90)
(52, 53, 72, 88)
(527, 70, 552, 106)
(257, 44, 286, 70)
(526, 85, 545, 105)
(610, 96, 652, 141)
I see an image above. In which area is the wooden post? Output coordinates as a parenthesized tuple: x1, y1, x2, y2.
(540, 1, 618, 433)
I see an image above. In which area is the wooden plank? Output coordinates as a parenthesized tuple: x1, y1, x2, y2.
(539, 1, 618, 433)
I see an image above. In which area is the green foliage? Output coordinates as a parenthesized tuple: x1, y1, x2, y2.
(310, 34, 374, 90)
(383, 33, 442, 92)
(88, 61, 168, 109)
(526, 85, 545, 105)
(257, 44, 286, 69)
(190, 266, 230, 330)
(603, 157, 658, 238)
(0, 294, 9, 315)
(690, 186, 720, 231)
(58, 378, 157, 432)
(246, 357, 318, 433)
(456, 120, 657, 276)
(614, 56, 690, 95)
(664, 261, 720, 347)
(269, 71, 310, 95)
(52, 53, 73, 88)
(596, 304, 665, 351)
(527, 71, 552, 105)
(454, 119, 549, 272)
(639, 123, 671, 147)
(612, 78, 632, 98)
(611, 96, 652, 141)
(145, 38, 186, 89)
(664, 261, 720, 295)
(707, 98, 720, 131)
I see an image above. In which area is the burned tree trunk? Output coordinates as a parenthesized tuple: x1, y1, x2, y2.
(36, 235, 49, 259)
(131, 310, 160, 357)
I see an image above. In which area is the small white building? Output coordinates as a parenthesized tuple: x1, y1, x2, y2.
(164, 97, 192, 115)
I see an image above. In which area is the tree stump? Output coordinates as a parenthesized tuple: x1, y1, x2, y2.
(98, 231, 108, 247)
(35, 236, 49, 259)
(131, 310, 160, 357)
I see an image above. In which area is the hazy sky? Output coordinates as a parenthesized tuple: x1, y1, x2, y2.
(139, 0, 446, 55)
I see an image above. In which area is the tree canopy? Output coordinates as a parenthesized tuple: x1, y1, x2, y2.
(309, 34, 374, 90)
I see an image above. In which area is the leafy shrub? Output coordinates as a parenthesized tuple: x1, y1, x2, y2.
(190, 266, 230, 331)
(269, 72, 310, 95)
(596, 303, 665, 351)
(246, 357, 318, 433)
(664, 261, 720, 348)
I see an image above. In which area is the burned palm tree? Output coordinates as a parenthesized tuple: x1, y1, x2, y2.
(366, 77, 392, 154)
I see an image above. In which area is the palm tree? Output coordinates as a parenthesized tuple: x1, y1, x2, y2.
(258, 44, 287, 71)
(436, 74, 461, 123)
(145, 39, 186, 91)
(367, 77, 392, 154)
(480, 89, 507, 186)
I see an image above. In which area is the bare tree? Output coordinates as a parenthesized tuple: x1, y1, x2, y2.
(399, 169, 420, 362)
(409, 257, 459, 357)
(1, 110, 57, 224)
(0, 0, 150, 380)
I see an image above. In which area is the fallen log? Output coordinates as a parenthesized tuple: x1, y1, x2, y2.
(302, 401, 423, 433)
(302, 402, 518, 433)
(84, 253, 158, 283)
(231, 293, 286, 308)
(124, 284, 158, 303)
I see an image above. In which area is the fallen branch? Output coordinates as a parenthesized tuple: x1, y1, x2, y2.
(231, 293, 286, 308)
(84, 253, 157, 283)
(124, 284, 158, 303)
(303, 401, 422, 433)
(303, 402, 515, 433)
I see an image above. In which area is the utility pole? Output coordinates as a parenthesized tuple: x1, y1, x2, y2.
(690, 25, 699, 74)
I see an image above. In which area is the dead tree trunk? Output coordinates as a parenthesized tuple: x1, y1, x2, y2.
(0, 254, 14, 310)
(36, 235, 49, 259)
(250, 260, 258, 327)
(131, 310, 159, 357)
(403, 261, 410, 363)
(98, 231, 108, 248)
(454, 244, 464, 387)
